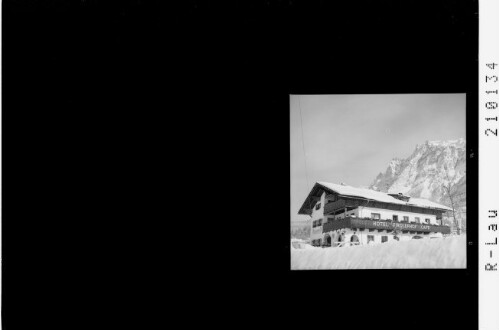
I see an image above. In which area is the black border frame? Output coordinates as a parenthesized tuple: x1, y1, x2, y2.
(1, 1, 480, 329)
(277, 1, 479, 328)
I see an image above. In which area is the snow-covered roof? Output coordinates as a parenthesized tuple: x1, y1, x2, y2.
(298, 181, 452, 214)
(319, 182, 401, 204)
(405, 197, 453, 211)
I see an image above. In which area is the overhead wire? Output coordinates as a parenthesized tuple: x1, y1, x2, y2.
(298, 95, 312, 219)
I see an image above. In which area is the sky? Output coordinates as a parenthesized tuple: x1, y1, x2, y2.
(290, 94, 466, 222)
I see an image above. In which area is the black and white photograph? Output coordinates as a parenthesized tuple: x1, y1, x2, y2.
(2, 1, 485, 329)
(291, 94, 467, 269)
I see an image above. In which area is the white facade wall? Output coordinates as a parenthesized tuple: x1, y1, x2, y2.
(357, 206, 438, 225)
(308, 195, 442, 245)
(323, 206, 437, 224)
(323, 228, 430, 246)
(310, 192, 326, 242)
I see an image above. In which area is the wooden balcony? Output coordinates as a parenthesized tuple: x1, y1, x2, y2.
(322, 217, 451, 234)
(323, 198, 443, 216)
(323, 199, 376, 214)
(324, 200, 347, 214)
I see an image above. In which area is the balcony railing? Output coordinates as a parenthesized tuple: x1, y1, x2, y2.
(322, 217, 451, 234)
(323, 200, 347, 214)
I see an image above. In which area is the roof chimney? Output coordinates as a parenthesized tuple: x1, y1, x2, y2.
(388, 192, 411, 202)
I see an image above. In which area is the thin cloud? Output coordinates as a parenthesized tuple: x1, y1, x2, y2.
(290, 94, 465, 222)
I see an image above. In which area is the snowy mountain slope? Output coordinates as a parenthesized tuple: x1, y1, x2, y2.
(370, 138, 465, 204)
(369, 139, 466, 229)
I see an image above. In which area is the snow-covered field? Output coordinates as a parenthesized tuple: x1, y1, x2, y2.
(291, 235, 466, 269)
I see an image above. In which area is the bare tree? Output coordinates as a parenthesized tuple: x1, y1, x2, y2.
(442, 166, 466, 235)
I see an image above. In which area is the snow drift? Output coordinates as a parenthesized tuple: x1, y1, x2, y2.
(291, 235, 466, 269)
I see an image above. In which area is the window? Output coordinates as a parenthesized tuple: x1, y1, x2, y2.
(371, 213, 381, 220)
(315, 203, 321, 210)
(415, 217, 420, 223)
(403, 216, 409, 222)
(381, 236, 388, 243)
(312, 220, 322, 227)
(393, 215, 398, 221)
(367, 235, 375, 244)
(425, 218, 430, 224)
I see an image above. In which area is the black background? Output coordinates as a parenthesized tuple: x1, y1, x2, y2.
(3, 1, 478, 329)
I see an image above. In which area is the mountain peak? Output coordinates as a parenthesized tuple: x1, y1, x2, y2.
(369, 139, 466, 230)
(389, 158, 402, 165)
(414, 138, 465, 153)
(426, 138, 466, 148)
(369, 139, 466, 202)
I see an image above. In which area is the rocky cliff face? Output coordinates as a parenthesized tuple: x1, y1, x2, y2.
(369, 138, 466, 229)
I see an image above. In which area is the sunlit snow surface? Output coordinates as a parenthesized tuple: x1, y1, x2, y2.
(291, 235, 466, 269)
